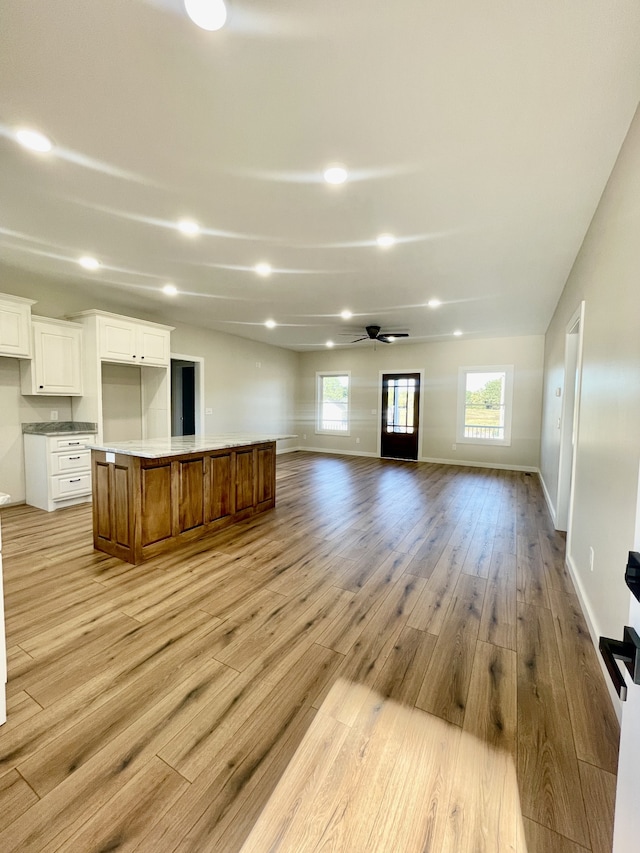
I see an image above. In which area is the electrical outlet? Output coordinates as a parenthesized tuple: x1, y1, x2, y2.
(50, 410, 58, 421)
(589, 546, 595, 572)
(256, 361, 261, 368)
(452, 443, 456, 451)
(303, 434, 307, 440)
(356, 437, 360, 444)
(205, 408, 212, 415)
(371, 409, 376, 415)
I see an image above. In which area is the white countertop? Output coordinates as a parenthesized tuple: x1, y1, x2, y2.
(88, 434, 296, 459)
(0, 493, 10, 506)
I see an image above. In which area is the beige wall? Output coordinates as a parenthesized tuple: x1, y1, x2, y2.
(540, 105, 640, 640)
(299, 335, 544, 470)
(101, 363, 143, 443)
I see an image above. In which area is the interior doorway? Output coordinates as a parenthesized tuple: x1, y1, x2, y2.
(170, 355, 204, 436)
(380, 372, 421, 461)
(556, 302, 585, 531)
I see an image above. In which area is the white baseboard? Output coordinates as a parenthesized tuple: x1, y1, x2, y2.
(420, 456, 538, 473)
(288, 447, 538, 472)
(565, 552, 623, 722)
(296, 446, 378, 458)
(538, 471, 558, 527)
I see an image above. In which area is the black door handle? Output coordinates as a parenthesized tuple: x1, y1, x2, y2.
(599, 626, 640, 701)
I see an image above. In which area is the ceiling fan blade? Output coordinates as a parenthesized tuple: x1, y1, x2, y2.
(350, 336, 368, 343)
(389, 332, 410, 337)
(377, 336, 392, 343)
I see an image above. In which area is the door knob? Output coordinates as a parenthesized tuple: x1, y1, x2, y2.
(599, 626, 640, 701)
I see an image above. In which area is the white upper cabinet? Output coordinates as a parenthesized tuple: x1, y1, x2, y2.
(97, 314, 171, 366)
(0, 292, 35, 358)
(20, 316, 83, 396)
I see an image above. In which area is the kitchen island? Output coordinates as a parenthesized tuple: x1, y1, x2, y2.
(90, 434, 294, 564)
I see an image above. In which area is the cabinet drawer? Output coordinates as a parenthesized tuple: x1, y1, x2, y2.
(51, 451, 91, 475)
(52, 435, 93, 451)
(51, 473, 92, 500)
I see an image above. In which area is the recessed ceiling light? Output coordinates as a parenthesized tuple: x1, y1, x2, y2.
(163, 283, 178, 296)
(340, 309, 353, 320)
(376, 233, 396, 249)
(184, 0, 227, 31)
(16, 128, 52, 153)
(453, 329, 463, 337)
(427, 299, 441, 309)
(323, 165, 348, 185)
(265, 319, 276, 329)
(255, 262, 272, 277)
(326, 340, 335, 348)
(78, 255, 100, 271)
(177, 218, 200, 237)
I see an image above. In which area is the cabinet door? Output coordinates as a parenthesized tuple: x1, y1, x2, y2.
(138, 326, 170, 366)
(235, 448, 255, 511)
(0, 300, 31, 358)
(33, 321, 82, 394)
(98, 317, 137, 362)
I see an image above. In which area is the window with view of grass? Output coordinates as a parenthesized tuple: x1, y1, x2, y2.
(456, 366, 514, 446)
(316, 372, 350, 435)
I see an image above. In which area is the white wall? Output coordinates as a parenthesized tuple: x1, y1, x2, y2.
(540, 105, 640, 640)
(298, 335, 544, 470)
(101, 363, 143, 443)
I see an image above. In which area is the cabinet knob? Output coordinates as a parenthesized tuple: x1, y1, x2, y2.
(132, 354, 136, 358)
(39, 385, 44, 389)
(141, 356, 145, 360)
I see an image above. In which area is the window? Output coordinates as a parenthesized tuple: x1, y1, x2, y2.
(316, 372, 350, 435)
(457, 365, 514, 446)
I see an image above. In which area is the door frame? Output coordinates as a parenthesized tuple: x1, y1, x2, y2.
(556, 302, 585, 530)
(561, 304, 586, 556)
(377, 369, 425, 460)
(170, 353, 205, 436)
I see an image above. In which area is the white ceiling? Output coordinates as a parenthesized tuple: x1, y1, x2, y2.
(1, 0, 640, 351)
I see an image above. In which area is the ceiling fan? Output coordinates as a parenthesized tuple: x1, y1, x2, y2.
(348, 325, 410, 344)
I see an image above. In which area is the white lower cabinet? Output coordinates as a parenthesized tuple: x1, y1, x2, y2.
(0, 492, 9, 726)
(24, 433, 95, 512)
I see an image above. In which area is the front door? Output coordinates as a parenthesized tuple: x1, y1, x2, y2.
(611, 468, 640, 852)
(380, 373, 420, 461)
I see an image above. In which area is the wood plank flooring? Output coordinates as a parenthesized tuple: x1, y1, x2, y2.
(0, 452, 620, 852)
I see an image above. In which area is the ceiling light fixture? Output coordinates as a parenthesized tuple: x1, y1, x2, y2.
(427, 299, 441, 309)
(78, 255, 100, 271)
(184, 0, 227, 31)
(177, 218, 200, 237)
(340, 309, 353, 320)
(16, 128, 53, 153)
(255, 262, 272, 277)
(323, 165, 348, 185)
(453, 329, 463, 336)
(386, 336, 396, 342)
(163, 283, 178, 296)
(326, 340, 335, 348)
(376, 233, 396, 249)
(265, 319, 276, 329)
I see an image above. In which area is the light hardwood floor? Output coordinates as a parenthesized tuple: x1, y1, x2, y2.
(0, 452, 620, 852)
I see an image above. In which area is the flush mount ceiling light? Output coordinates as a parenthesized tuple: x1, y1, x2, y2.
(177, 218, 200, 237)
(427, 299, 442, 309)
(184, 0, 228, 31)
(265, 319, 276, 329)
(340, 309, 353, 320)
(15, 128, 53, 153)
(376, 233, 396, 249)
(323, 165, 348, 185)
(255, 262, 272, 277)
(326, 340, 335, 348)
(453, 329, 463, 336)
(78, 255, 100, 271)
(163, 283, 178, 296)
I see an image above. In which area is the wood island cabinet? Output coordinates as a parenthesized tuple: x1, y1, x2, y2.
(92, 441, 276, 564)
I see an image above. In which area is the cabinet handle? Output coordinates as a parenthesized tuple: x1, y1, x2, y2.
(68, 442, 81, 446)
(69, 456, 81, 460)
(69, 478, 82, 483)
